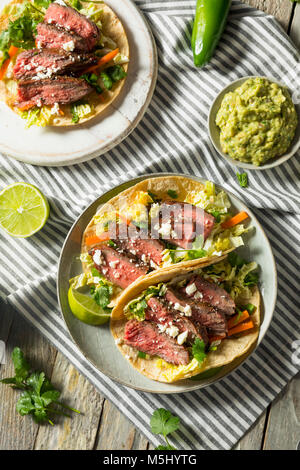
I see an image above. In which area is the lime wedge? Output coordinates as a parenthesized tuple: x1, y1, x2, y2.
(68, 287, 111, 325)
(0, 182, 49, 238)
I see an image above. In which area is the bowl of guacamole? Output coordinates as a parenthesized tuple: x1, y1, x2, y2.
(209, 76, 300, 169)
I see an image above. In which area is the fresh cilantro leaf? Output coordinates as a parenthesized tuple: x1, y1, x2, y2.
(32, 0, 52, 8)
(1, 347, 80, 425)
(16, 391, 36, 416)
(150, 408, 180, 437)
(236, 172, 248, 188)
(67, 0, 83, 10)
(137, 351, 147, 359)
(210, 210, 221, 223)
(243, 303, 256, 314)
(244, 271, 259, 286)
(81, 73, 103, 94)
(100, 71, 113, 90)
(107, 239, 117, 248)
(167, 189, 178, 199)
(11, 347, 30, 384)
(92, 281, 113, 311)
(26, 372, 45, 395)
(107, 65, 127, 82)
(41, 389, 60, 406)
(192, 338, 207, 366)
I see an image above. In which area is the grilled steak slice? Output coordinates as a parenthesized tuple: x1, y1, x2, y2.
(44, 3, 99, 51)
(17, 76, 93, 107)
(182, 276, 236, 316)
(164, 287, 227, 337)
(89, 247, 148, 289)
(124, 319, 190, 366)
(146, 297, 208, 345)
(102, 222, 165, 268)
(13, 49, 97, 80)
(152, 201, 215, 249)
(36, 23, 88, 52)
(192, 304, 227, 336)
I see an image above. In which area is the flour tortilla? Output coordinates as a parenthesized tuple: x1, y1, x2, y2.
(81, 175, 237, 300)
(0, 1, 129, 126)
(110, 262, 260, 383)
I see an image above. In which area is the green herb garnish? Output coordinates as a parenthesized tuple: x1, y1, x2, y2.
(100, 71, 113, 90)
(81, 73, 103, 94)
(92, 280, 113, 312)
(237, 172, 248, 188)
(244, 271, 259, 286)
(0, 347, 80, 425)
(150, 408, 180, 450)
(243, 303, 256, 314)
(167, 190, 178, 199)
(192, 338, 207, 366)
(137, 351, 147, 359)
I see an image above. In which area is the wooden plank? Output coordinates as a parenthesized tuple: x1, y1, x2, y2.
(244, 0, 293, 31)
(263, 372, 300, 450)
(234, 410, 267, 450)
(95, 399, 148, 450)
(0, 306, 56, 450)
(290, 4, 300, 49)
(34, 352, 104, 450)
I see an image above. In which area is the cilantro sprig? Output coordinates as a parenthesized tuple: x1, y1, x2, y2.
(150, 408, 180, 450)
(236, 172, 248, 188)
(1, 347, 80, 425)
(192, 338, 207, 366)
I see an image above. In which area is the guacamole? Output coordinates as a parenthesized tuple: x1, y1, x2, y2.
(215, 77, 298, 166)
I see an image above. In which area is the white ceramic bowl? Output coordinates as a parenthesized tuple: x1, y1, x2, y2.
(208, 76, 300, 170)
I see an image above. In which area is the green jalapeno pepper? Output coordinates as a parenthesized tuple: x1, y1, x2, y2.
(191, 0, 231, 67)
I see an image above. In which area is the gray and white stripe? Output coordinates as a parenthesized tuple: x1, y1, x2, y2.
(0, 1, 299, 449)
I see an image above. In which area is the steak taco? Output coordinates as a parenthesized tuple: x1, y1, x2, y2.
(79, 176, 253, 305)
(110, 254, 261, 383)
(0, 0, 129, 127)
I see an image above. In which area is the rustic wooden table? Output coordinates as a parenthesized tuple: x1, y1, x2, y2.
(0, 0, 299, 451)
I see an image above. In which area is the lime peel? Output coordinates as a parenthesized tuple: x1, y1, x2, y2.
(68, 287, 111, 326)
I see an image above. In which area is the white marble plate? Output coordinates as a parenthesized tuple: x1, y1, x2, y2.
(0, 0, 157, 166)
(57, 173, 277, 393)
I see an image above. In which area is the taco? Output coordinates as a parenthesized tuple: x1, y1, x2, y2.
(0, 0, 129, 127)
(79, 176, 252, 305)
(110, 254, 260, 383)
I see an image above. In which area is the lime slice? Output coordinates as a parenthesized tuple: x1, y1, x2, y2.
(0, 182, 49, 238)
(68, 287, 111, 325)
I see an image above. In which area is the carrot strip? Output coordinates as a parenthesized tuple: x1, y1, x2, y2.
(0, 59, 10, 80)
(228, 319, 254, 337)
(221, 211, 249, 229)
(227, 310, 249, 329)
(117, 212, 132, 226)
(8, 45, 18, 57)
(82, 48, 119, 74)
(85, 233, 111, 245)
(18, 102, 36, 112)
(0, 46, 18, 80)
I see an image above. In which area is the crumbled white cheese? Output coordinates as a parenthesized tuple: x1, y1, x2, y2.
(211, 250, 223, 257)
(115, 338, 122, 345)
(166, 325, 179, 338)
(50, 103, 60, 115)
(93, 250, 102, 266)
(36, 99, 42, 108)
(177, 331, 188, 345)
(194, 291, 203, 300)
(109, 260, 119, 268)
(157, 324, 167, 333)
(173, 302, 192, 317)
(62, 40, 75, 52)
(185, 282, 197, 296)
(150, 260, 158, 269)
(158, 221, 172, 238)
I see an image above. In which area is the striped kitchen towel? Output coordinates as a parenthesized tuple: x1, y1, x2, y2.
(0, 1, 299, 449)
